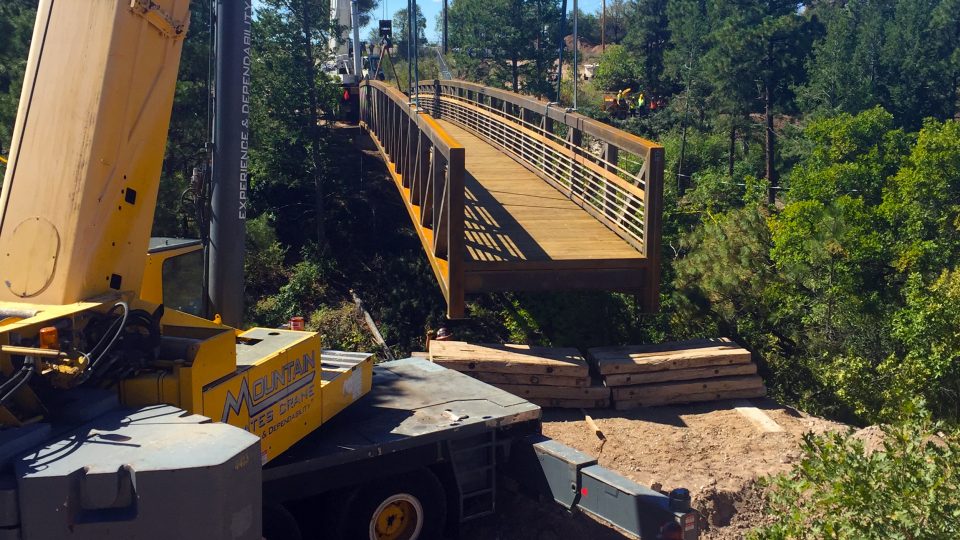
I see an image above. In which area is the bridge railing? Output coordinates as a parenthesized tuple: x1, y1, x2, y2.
(415, 80, 663, 266)
(360, 80, 466, 317)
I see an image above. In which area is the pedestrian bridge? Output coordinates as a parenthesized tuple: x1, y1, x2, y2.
(359, 79, 664, 318)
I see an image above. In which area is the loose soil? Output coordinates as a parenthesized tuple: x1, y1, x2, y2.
(462, 397, 847, 539)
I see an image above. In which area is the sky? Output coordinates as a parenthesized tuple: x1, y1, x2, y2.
(366, 0, 605, 43)
(252, 0, 606, 46)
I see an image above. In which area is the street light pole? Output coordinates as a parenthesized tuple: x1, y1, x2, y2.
(572, 0, 578, 109)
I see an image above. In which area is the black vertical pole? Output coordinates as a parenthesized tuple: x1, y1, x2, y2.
(555, 0, 567, 103)
(209, 0, 251, 326)
(443, 0, 448, 55)
(407, 0, 413, 94)
(412, 0, 419, 99)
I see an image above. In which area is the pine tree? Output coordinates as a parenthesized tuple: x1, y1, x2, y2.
(703, 0, 809, 201)
(622, 0, 670, 96)
(0, 0, 36, 164)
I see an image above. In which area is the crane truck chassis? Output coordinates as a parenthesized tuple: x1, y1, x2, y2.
(0, 1, 698, 538)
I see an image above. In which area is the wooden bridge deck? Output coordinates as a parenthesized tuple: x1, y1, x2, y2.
(438, 120, 643, 263)
(359, 79, 663, 318)
(436, 119, 649, 294)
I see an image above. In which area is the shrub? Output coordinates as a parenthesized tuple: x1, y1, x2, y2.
(753, 418, 960, 539)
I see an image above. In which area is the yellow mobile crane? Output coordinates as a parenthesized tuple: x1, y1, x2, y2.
(0, 2, 698, 539)
(0, 0, 370, 463)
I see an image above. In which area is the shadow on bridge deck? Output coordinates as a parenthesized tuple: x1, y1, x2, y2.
(442, 119, 651, 295)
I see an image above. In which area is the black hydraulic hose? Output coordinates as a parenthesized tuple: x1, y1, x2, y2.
(0, 363, 31, 399)
(0, 360, 34, 407)
(93, 302, 129, 356)
(78, 301, 129, 384)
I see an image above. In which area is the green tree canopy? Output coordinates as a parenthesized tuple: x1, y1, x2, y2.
(0, 0, 35, 160)
(448, 0, 560, 92)
(592, 45, 642, 91)
(393, 4, 428, 56)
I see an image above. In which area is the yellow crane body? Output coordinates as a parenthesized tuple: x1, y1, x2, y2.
(0, 0, 371, 467)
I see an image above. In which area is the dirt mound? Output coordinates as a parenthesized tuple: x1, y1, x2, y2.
(539, 398, 846, 538)
(851, 424, 886, 454)
(696, 482, 773, 540)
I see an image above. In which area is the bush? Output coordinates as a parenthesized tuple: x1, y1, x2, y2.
(247, 259, 328, 327)
(753, 417, 960, 539)
(592, 45, 642, 92)
(307, 303, 377, 353)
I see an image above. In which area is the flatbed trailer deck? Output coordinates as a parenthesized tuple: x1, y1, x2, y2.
(263, 356, 699, 539)
(266, 356, 540, 478)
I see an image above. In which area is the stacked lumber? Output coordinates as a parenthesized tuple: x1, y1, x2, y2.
(429, 341, 610, 408)
(588, 338, 765, 410)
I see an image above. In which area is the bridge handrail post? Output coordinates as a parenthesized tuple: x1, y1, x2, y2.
(567, 125, 583, 200)
(603, 143, 619, 216)
(446, 146, 465, 318)
(643, 147, 664, 312)
(434, 79, 441, 119)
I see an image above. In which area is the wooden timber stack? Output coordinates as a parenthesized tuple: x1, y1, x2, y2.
(588, 338, 765, 410)
(428, 341, 610, 408)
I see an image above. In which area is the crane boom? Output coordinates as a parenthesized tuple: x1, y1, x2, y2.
(0, 0, 189, 306)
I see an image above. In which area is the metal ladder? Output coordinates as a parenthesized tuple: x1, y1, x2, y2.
(448, 431, 497, 521)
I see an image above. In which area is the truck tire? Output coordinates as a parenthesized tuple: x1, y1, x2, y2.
(344, 469, 447, 540)
(263, 503, 302, 540)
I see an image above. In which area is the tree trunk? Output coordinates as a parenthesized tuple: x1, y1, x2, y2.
(765, 81, 777, 205)
(728, 120, 736, 177)
(300, 0, 326, 249)
(512, 57, 519, 92)
(535, 0, 542, 84)
(951, 71, 958, 121)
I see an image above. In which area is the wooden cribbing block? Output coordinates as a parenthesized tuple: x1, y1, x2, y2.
(589, 338, 751, 375)
(613, 386, 767, 411)
(614, 386, 766, 410)
(733, 400, 784, 433)
(468, 371, 590, 388)
(429, 341, 589, 377)
(611, 375, 763, 401)
(603, 363, 757, 386)
(495, 384, 610, 400)
(529, 397, 610, 409)
(613, 377, 767, 410)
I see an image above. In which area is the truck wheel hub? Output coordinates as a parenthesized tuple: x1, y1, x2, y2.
(370, 493, 423, 540)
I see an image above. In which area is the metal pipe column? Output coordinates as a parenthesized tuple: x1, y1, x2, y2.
(572, 0, 578, 109)
(208, 0, 252, 326)
(351, 0, 362, 78)
(555, 0, 567, 103)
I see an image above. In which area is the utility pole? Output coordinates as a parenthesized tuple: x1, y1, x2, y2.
(406, 0, 420, 99)
(677, 57, 692, 197)
(411, 0, 419, 100)
(351, 0, 362, 79)
(601, 0, 605, 52)
(572, 0, 578, 109)
(443, 0, 448, 54)
(555, 0, 566, 103)
(407, 0, 413, 95)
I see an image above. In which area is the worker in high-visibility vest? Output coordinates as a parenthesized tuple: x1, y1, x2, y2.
(637, 92, 645, 110)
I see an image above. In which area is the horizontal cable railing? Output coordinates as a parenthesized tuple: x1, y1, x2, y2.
(415, 80, 663, 260)
(360, 80, 466, 317)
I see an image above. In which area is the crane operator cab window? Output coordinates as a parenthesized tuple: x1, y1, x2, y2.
(143, 238, 204, 317)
